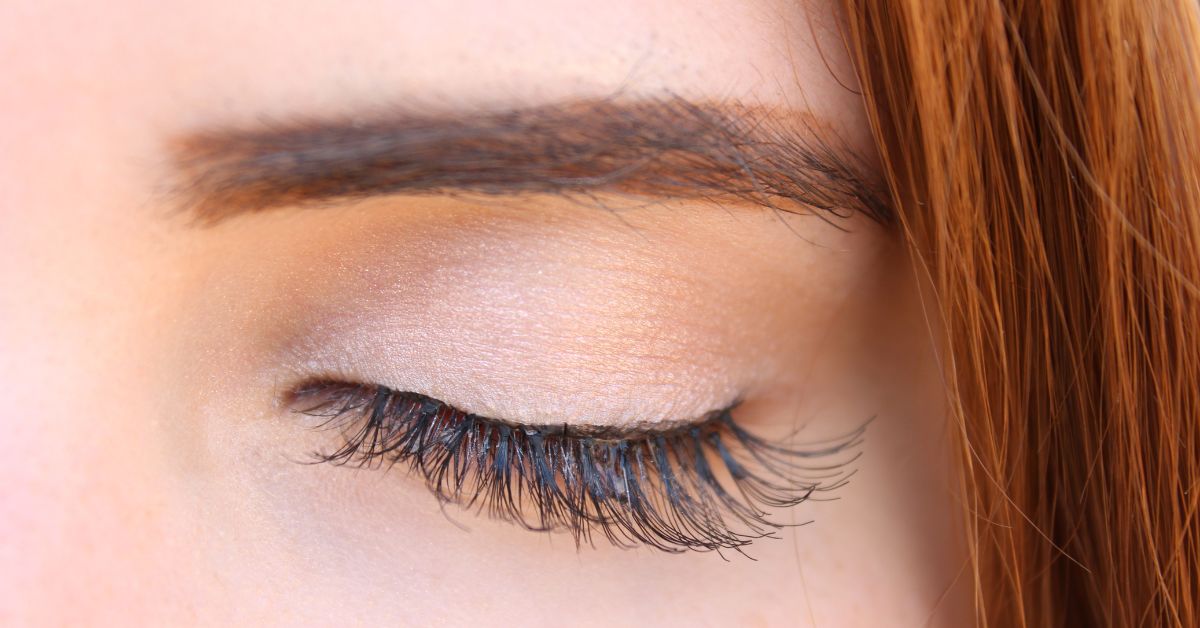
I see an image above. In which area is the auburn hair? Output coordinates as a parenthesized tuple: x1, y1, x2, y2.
(842, 1, 1200, 625)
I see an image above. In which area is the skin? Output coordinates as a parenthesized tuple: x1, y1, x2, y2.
(0, 1, 969, 626)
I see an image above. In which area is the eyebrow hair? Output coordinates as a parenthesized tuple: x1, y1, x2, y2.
(169, 97, 891, 225)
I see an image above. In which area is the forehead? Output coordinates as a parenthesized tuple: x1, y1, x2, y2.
(0, 0, 868, 148)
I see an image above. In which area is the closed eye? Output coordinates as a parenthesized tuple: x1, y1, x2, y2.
(287, 379, 867, 555)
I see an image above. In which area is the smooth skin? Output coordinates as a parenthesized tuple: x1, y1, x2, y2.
(0, 1, 969, 625)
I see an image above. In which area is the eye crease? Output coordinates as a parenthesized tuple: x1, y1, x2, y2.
(288, 379, 867, 554)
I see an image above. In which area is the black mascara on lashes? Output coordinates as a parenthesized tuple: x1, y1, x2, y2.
(287, 379, 865, 555)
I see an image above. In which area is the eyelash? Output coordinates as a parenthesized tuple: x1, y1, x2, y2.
(288, 380, 864, 555)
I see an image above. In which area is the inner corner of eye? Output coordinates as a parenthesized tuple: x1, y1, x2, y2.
(280, 377, 373, 411)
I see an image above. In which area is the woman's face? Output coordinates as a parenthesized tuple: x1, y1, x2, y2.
(0, 0, 968, 625)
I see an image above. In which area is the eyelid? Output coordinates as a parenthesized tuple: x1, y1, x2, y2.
(288, 379, 735, 440)
(287, 378, 866, 554)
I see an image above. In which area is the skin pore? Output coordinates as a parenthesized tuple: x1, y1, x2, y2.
(0, 0, 968, 626)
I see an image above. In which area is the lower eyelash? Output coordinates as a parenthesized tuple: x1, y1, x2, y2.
(288, 380, 866, 555)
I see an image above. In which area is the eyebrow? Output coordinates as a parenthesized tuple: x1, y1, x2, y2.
(169, 97, 890, 225)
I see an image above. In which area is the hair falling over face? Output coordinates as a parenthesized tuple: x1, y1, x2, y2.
(841, 0, 1200, 625)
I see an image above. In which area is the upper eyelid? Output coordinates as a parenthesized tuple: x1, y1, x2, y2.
(288, 379, 739, 440)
